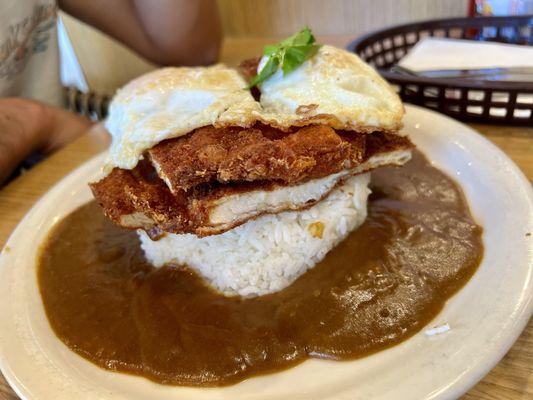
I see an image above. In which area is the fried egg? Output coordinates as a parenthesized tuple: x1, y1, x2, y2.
(255, 45, 404, 132)
(105, 66, 259, 170)
(104, 45, 404, 172)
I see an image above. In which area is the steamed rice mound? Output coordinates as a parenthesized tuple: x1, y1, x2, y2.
(139, 173, 370, 297)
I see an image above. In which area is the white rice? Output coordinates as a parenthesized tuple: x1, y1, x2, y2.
(139, 173, 371, 297)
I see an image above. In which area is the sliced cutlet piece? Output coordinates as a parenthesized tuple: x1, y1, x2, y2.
(124, 160, 190, 232)
(89, 169, 155, 229)
(91, 161, 192, 236)
(355, 132, 414, 172)
(365, 131, 413, 159)
(147, 124, 355, 193)
(188, 170, 356, 236)
(92, 131, 414, 237)
(148, 126, 269, 193)
(190, 134, 413, 236)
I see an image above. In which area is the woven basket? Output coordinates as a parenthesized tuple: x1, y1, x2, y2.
(348, 15, 533, 126)
(64, 86, 110, 121)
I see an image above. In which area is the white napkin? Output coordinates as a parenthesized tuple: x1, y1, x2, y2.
(399, 37, 533, 71)
(398, 37, 532, 118)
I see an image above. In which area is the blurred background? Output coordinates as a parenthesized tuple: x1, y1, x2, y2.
(58, 0, 511, 96)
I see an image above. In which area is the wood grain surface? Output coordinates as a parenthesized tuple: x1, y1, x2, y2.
(0, 37, 531, 400)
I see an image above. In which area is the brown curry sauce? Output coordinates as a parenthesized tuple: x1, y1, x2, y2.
(37, 151, 483, 386)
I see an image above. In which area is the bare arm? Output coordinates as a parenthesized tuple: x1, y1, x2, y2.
(0, 98, 93, 184)
(57, 0, 222, 66)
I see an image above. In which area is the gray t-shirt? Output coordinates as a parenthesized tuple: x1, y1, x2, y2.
(0, 0, 63, 106)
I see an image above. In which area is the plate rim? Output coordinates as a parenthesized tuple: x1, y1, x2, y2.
(0, 104, 532, 400)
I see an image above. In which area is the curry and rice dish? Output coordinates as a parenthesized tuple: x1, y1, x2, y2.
(37, 30, 483, 386)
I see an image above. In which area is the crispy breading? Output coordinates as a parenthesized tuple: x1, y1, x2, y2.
(90, 165, 269, 236)
(148, 124, 364, 193)
(89, 168, 155, 230)
(91, 165, 347, 237)
(125, 167, 188, 229)
(91, 160, 193, 233)
(91, 129, 414, 237)
(363, 131, 412, 159)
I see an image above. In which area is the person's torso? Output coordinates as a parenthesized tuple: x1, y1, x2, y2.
(0, 0, 62, 106)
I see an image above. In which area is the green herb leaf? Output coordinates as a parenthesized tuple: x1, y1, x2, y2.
(247, 27, 321, 88)
(263, 45, 279, 56)
(282, 44, 321, 75)
(280, 26, 315, 47)
(246, 55, 280, 89)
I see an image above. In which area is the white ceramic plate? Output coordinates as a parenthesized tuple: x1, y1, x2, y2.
(0, 105, 531, 400)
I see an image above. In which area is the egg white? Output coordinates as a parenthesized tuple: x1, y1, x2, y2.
(255, 45, 403, 132)
(105, 66, 259, 171)
(104, 46, 404, 171)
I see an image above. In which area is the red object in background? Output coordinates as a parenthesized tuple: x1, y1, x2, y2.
(469, 0, 477, 16)
(471, 0, 533, 16)
(468, 0, 532, 43)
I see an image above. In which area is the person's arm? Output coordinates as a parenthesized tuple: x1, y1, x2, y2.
(57, 0, 222, 66)
(0, 98, 93, 184)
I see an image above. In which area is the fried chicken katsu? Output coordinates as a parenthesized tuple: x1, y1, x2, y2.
(91, 124, 412, 237)
(89, 35, 414, 296)
(148, 124, 364, 193)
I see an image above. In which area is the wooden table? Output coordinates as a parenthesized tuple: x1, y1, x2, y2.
(0, 37, 532, 400)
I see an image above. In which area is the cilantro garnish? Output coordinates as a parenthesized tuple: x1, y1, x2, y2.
(247, 27, 321, 88)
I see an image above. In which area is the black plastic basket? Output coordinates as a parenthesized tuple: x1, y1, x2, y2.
(347, 15, 533, 126)
(64, 86, 110, 121)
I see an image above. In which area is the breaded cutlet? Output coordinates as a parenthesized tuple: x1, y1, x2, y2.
(148, 124, 365, 193)
(91, 129, 413, 237)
